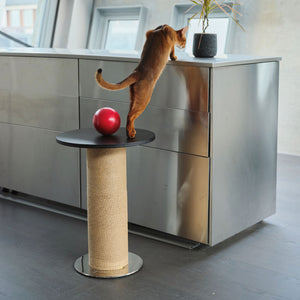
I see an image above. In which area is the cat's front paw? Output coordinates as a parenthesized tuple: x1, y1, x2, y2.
(170, 55, 177, 61)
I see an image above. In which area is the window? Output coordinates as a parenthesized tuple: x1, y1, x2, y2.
(0, 0, 58, 48)
(173, 4, 234, 56)
(88, 6, 146, 52)
(105, 20, 139, 51)
(0, 0, 37, 47)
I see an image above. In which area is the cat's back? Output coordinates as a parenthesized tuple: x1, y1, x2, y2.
(137, 26, 173, 74)
(144, 26, 174, 52)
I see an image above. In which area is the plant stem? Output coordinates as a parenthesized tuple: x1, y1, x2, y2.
(205, 17, 209, 32)
(202, 15, 209, 33)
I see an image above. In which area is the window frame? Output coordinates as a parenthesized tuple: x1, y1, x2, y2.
(172, 3, 235, 54)
(34, 0, 59, 47)
(88, 5, 146, 51)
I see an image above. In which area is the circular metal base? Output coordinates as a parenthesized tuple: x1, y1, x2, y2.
(74, 252, 143, 278)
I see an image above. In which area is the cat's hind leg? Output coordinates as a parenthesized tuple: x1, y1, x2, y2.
(126, 101, 148, 138)
(126, 108, 142, 139)
(126, 83, 152, 138)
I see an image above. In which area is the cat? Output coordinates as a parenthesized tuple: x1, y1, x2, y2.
(95, 24, 188, 138)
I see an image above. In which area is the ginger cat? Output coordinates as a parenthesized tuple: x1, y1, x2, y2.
(95, 24, 188, 138)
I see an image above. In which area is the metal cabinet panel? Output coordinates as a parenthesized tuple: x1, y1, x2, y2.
(136, 105, 209, 157)
(80, 98, 209, 157)
(0, 56, 78, 97)
(0, 57, 79, 131)
(79, 59, 209, 111)
(0, 123, 80, 207)
(127, 146, 209, 244)
(210, 62, 279, 245)
(0, 90, 79, 131)
(152, 64, 209, 112)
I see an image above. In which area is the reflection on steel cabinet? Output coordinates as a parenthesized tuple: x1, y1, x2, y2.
(210, 62, 279, 245)
(127, 146, 210, 244)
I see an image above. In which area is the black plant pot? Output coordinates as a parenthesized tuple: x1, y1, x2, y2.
(193, 33, 217, 58)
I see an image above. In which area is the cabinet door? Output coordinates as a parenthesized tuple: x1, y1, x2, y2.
(127, 146, 209, 244)
(0, 56, 80, 207)
(80, 98, 209, 157)
(79, 59, 210, 112)
(0, 124, 80, 207)
(0, 56, 78, 131)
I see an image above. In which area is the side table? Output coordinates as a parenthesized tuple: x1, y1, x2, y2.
(56, 127, 155, 278)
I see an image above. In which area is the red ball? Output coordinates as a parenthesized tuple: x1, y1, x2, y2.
(93, 107, 121, 136)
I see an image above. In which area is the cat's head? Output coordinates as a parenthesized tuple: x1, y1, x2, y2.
(176, 26, 188, 49)
(157, 25, 187, 49)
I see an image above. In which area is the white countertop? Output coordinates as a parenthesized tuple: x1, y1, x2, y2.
(0, 48, 281, 67)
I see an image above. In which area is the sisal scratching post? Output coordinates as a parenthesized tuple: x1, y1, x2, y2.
(57, 127, 154, 278)
(86, 148, 128, 272)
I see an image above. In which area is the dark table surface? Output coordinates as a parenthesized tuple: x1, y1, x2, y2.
(56, 127, 155, 149)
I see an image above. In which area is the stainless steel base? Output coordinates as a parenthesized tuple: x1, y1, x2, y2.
(74, 252, 143, 278)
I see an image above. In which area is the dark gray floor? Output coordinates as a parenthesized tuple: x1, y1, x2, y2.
(0, 154, 299, 300)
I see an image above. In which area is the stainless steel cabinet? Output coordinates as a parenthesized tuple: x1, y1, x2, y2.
(0, 57, 80, 207)
(0, 51, 280, 246)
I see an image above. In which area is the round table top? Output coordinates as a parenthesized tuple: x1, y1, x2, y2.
(56, 127, 155, 149)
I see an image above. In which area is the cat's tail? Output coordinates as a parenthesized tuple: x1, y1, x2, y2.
(95, 68, 138, 90)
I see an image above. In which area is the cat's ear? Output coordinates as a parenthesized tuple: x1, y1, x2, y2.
(180, 26, 188, 37)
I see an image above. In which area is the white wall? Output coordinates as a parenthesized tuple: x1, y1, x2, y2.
(227, 0, 300, 156)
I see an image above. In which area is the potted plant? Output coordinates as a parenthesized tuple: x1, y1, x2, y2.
(187, 0, 245, 57)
